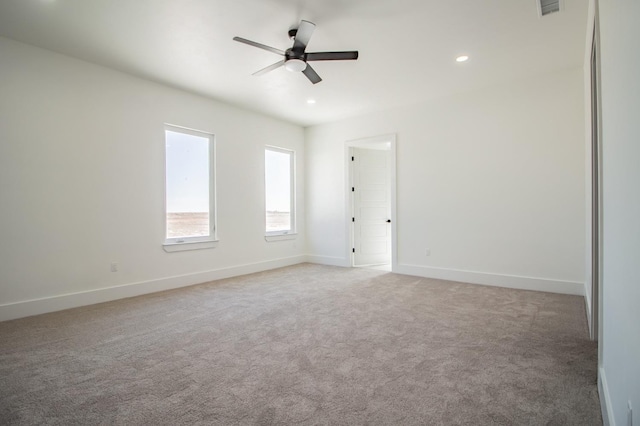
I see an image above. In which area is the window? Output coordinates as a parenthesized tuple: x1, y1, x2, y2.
(164, 125, 216, 251)
(265, 146, 295, 238)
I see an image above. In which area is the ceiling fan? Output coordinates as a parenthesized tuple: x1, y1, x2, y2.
(233, 20, 358, 84)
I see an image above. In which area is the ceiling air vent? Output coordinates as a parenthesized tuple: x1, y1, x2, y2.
(537, 0, 562, 17)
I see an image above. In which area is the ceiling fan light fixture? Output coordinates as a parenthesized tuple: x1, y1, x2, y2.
(284, 59, 307, 72)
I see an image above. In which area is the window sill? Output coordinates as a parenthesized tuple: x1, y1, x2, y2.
(163, 239, 219, 252)
(265, 233, 297, 242)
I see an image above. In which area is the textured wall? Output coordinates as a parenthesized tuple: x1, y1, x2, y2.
(306, 67, 586, 289)
(598, 0, 640, 424)
(0, 37, 305, 308)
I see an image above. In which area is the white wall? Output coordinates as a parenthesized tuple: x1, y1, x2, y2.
(597, 0, 640, 424)
(0, 37, 305, 320)
(306, 67, 586, 294)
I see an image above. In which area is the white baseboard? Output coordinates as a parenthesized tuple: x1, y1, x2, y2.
(0, 255, 307, 322)
(598, 366, 615, 426)
(395, 263, 584, 295)
(1, 257, 585, 321)
(305, 255, 350, 267)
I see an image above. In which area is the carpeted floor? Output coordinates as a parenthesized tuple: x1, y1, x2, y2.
(0, 264, 601, 425)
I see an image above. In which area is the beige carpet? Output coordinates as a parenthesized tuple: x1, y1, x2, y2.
(0, 264, 601, 425)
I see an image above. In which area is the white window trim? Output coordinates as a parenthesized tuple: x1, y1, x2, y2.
(265, 233, 298, 242)
(163, 124, 218, 252)
(265, 145, 296, 239)
(163, 239, 219, 252)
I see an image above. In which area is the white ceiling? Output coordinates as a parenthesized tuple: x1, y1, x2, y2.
(0, 0, 588, 127)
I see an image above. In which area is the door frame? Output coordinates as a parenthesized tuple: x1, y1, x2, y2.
(584, 0, 602, 349)
(345, 134, 397, 270)
(590, 22, 602, 343)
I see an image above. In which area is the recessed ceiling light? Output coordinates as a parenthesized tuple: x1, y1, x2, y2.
(456, 55, 469, 63)
(307, 99, 316, 104)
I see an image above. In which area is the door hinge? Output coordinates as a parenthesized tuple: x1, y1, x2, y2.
(352, 217, 355, 222)
(352, 248, 355, 253)
(352, 187, 355, 192)
(351, 156, 354, 161)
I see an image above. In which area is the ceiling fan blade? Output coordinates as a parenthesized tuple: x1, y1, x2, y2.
(302, 64, 322, 84)
(253, 60, 285, 76)
(233, 37, 285, 56)
(292, 20, 315, 52)
(306, 51, 359, 61)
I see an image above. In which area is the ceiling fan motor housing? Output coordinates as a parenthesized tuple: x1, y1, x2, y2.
(285, 48, 304, 61)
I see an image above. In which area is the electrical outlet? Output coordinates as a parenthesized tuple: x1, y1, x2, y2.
(110, 262, 118, 272)
(425, 248, 431, 256)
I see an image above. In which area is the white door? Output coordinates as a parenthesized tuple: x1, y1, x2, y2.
(352, 147, 391, 266)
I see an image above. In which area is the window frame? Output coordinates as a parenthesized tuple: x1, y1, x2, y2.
(264, 145, 296, 240)
(163, 124, 218, 252)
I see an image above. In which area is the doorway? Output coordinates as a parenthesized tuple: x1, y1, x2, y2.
(346, 135, 396, 270)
